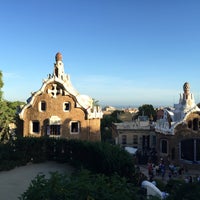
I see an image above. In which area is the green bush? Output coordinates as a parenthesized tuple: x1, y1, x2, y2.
(19, 170, 141, 200)
(67, 140, 135, 178)
(0, 137, 135, 179)
(12, 137, 47, 163)
(165, 180, 200, 200)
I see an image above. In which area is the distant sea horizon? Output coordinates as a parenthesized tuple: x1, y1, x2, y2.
(100, 104, 172, 109)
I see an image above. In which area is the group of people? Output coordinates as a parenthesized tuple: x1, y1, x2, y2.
(147, 159, 200, 184)
(148, 158, 166, 181)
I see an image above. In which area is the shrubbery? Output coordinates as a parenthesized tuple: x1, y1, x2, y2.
(19, 170, 140, 200)
(0, 137, 140, 199)
(0, 137, 135, 179)
(165, 179, 200, 200)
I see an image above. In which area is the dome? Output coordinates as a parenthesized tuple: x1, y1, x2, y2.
(55, 52, 62, 62)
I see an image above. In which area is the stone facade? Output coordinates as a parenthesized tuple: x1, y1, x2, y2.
(19, 53, 103, 141)
(155, 82, 200, 167)
(112, 116, 156, 152)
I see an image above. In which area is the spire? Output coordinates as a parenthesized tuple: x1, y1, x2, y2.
(53, 52, 65, 80)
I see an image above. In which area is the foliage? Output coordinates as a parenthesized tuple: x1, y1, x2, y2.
(0, 73, 10, 142)
(6, 101, 25, 123)
(0, 101, 24, 142)
(0, 71, 3, 99)
(19, 170, 142, 200)
(0, 71, 25, 142)
(101, 110, 123, 142)
(63, 139, 135, 178)
(165, 179, 200, 200)
(137, 104, 157, 121)
(0, 138, 135, 179)
(0, 143, 19, 170)
(5, 137, 200, 200)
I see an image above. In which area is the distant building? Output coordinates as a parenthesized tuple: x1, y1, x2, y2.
(102, 106, 117, 115)
(19, 53, 103, 141)
(156, 82, 200, 166)
(112, 116, 156, 155)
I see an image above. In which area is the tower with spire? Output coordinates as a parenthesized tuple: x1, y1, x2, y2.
(179, 82, 195, 110)
(54, 52, 65, 80)
(155, 82, 200, 167)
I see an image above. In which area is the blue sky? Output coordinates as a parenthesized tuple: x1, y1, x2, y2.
(1, 0, 200, 107)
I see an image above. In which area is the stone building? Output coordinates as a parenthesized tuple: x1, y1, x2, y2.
(112, 116, 156, 154)
(19, 53, 103, 141)
(156, 82, 200, 167)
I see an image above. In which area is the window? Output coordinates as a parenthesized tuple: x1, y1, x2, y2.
(133, 135, 138, 144)
(161, 139, 168, 154)
(70, 121, 80, 134)
(32, 121, 40, 133)
(63, 102, 70, 111)
(49, 125, 61, 136)
(122, 135, 127, 145)
(40, 101, 46, 111)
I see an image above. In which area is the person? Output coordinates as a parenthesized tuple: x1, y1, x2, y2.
(168, 163, 175, 175)
(160, 162, 166, 180)
(148, 161, 153, 179)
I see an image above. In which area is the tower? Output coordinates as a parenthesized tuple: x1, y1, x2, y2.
(54, 52, 65, 80)
(181, 82, 195, 109)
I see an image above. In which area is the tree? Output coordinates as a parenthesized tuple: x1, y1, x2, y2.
(0, 71, 24, 142)
(0, 71, 3, 99)
(137, 104, 157, 121)
(101, 110, 123, 142)
(0, 71, 9, 142)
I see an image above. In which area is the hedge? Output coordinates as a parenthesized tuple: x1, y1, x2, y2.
(0, 137, 135, 179)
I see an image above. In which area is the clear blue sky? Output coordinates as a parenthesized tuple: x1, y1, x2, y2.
(1, 0, 200, 107)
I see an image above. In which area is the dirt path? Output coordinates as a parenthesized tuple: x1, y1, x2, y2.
(0, 161, 74, 200)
